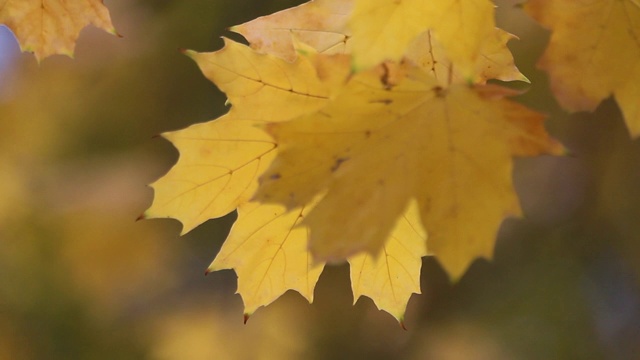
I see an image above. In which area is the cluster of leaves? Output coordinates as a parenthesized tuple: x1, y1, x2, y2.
(145, 0, 567, 323)
(2, 0, 639, 324)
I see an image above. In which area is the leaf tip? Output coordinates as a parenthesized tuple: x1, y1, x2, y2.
(180, 49, 197, 59)
(549, 140, 570, 157)
(243, 313, 250, 324)
(111, 28, 123, 38)
(136, 213, 146, 222)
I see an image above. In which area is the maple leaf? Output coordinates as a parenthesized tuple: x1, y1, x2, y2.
(208, 197, 426, 321)
(180, 39, 349, 122)
(208, 201, 324, 318)
(257, 61, 564, 279)
(145, 114, 277, 234)
(231, 0, 353, 61)
(240, 15, 528, 88)
(525, 0, 640, 136)
(348, 0, 496, 76)
(350, 200, 427, 323)
(146, 39, 429, 319)
(233, 0, 502, 81)
(146, 0, 557, 319)
(406, 28, 529, 86)
(145, 40, 349, 233)
(0, 0, 118, 61)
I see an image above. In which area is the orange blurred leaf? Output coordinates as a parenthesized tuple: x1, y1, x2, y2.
(525, 0, 640, 136)
(0, 0, 118, 61)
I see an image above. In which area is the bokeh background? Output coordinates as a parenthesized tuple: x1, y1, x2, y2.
(1, 0, 639, 359)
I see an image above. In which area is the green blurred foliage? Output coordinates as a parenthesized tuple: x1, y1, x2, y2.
(0, 0, 639, 359)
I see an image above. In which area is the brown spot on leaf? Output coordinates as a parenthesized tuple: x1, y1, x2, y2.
(369, 99, 393, 105)
(434, 86, 447, 97)
(381, 63, 391, 89)
(331, 157, 350, 172)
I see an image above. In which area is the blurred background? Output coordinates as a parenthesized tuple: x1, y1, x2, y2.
(1, 0, 639, 359)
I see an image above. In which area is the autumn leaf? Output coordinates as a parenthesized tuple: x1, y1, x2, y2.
(472, 29, 530, 84)
(525, 0, 640, 136)
(234, 0, 501, 80)
(145, 115, 277, 234)
(145, 40, 351, 233)
(146, 0, 558, 319)
(181, 39, 349, 122)
(146, 110, 319, 315)
(208, 196, 426, 321)
(146, 114, 324, 317)
(257, 61, 564, 279)
(350, 200, 427, 322)
(0, 0, 118, 61)
(231, 0, 353, 61)
(144, 40, 336, 308)
(348, 0, 495, 76)
(406, 28, 529, 86)
(146, 40, 429, 318)
(208, 201, 324, 317)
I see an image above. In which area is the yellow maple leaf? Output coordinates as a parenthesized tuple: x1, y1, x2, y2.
(233, 0, 507, 83)
(406, 28, 529, 86)
(257, 61, 564, 279)
(209, 197, 426, 321)
(348, 0, 495, 76)
(231, 0, 353, 61)
(525, 0, 640, 136)
(182, 39, 346, 122)
(349, 200, 427, 323)
(145, 0, 548, 319)
(208, 201, 324, 317)
(145, 41, 350, 233)
(145, 114, 277, 234)
(0, 0, 118, 61)
(146, 41, 429, 318)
